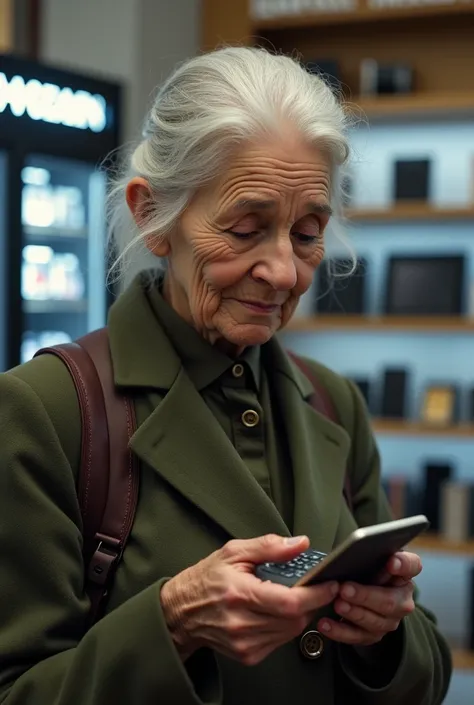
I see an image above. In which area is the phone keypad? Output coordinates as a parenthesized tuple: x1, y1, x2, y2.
(260, 549, 327, 580)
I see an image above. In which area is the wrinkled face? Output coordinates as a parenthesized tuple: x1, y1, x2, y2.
(161, 134, 331, 353)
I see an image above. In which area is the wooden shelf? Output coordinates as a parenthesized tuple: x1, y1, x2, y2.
(253, 3, 474, 31)
(287, 315, 474, 333)
(346, 203, 474, 222)
(350, 90, 474, 120)
(410, 535, 474, 556)
(452, 648, 474, 670)
(372, 419, 474, 437)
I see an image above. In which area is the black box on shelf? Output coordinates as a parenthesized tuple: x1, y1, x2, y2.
(380, 368, 409, 419)
(349, 377, 372, 412)
(421, 462, 454, 533)
(315, 258, 368, 315)
(468, 388, 474, 422)
(360, 58, 414, 96)
(393, 158, 431, 202)
(383, 475, 421, 520)
(440, 482, 474, 542)
(384, 255, 465, 316)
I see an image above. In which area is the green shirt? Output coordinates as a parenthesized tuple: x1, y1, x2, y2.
(147, 282, 294, 529)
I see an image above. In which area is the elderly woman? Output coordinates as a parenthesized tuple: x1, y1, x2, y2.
(0, 47, 451, 705)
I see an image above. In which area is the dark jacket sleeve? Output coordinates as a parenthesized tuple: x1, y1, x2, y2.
(0, 368, 221, 705)
(326, 373, 453, 705)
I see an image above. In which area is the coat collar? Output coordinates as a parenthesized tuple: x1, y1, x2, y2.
(109, 274, 350, 546)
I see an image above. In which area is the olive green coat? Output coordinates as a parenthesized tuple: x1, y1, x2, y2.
(0, 277, 452, 705)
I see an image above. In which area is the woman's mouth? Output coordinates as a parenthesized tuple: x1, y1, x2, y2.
(236, 300, 280, 314)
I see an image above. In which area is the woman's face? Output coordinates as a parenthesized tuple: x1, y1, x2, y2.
(134, 133, 332, 353)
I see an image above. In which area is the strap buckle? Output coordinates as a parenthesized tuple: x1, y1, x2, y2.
(87, 534, 121, 587)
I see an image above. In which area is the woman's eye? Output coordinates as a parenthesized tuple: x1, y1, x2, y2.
(227, 229, 258, 239)
(292, 232, 319, 244)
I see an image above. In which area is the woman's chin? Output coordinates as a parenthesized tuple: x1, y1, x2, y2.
(219, 322, 278, 349)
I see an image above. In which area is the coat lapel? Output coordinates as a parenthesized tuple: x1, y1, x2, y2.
(108, 277, 350, 548)
(129, 367, 290, 541)
(264, 341, 351, 552)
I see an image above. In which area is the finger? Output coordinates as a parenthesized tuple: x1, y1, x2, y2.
(387, 551, 422, 580)
(338, 582, 415, 618)
(222, 534, 310, 566)
(333, 599, 400, 635)
(251, 577, 339, 618)
(317, 617, 385, 646)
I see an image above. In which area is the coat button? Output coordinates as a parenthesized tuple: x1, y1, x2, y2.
(300, 630, 324, 660)
(241, 409, 259, 427)
(232, 363, 244, 378)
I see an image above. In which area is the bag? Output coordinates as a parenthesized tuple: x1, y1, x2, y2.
(35, 328, 352, 628)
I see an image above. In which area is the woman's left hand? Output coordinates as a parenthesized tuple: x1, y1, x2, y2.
(316, 551, 422, 646)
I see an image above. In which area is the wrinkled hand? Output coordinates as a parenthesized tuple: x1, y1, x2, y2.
(160, 534, 339, 666)
(317, 551, 422, 646)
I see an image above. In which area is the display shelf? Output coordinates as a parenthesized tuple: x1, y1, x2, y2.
(23, 300, 88, 314)
(287, 315, 474, 333)
(253, 3, 474, 31)
(346, 203, 474, 222)
(24, 225, 88, 241)
(451, 649, 474, 671)
(350, 90, 474, 121)
(411, 535, 474, 556)
(372, 419, 474, 437)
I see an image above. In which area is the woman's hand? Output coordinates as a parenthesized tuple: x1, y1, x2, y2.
(160, 534, 339, 666)
(316, 551, 422, 646)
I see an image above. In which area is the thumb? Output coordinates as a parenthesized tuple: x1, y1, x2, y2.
(224, 534, 310, 565)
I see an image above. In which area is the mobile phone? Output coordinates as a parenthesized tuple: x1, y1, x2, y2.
(255, 515, 430, 588)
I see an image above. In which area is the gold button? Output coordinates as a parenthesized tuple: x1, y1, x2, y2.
(232, 363, 244, 378)
(241, 409, 259, 427)
(300, 630, 324, 660)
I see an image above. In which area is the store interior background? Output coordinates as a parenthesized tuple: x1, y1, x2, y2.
(1, 1, 474, 702)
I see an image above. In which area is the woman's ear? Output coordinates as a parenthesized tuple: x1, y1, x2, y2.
(125, 177, 170, 257)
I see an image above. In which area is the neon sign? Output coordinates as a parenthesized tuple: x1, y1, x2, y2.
(0, 72, 108, 133)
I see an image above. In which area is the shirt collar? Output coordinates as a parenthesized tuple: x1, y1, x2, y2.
(146, 278, 261, 391)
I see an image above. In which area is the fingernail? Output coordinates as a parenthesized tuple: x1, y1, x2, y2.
(342, 585, 356, 598)
(393, 558, 402, 571)
(338, 601, 350, 614)
(285, 535, 306, 545)
(320, 621, 331, 632)
(330, 582, 339, 596)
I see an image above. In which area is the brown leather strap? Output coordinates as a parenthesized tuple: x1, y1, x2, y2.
(288, 351, 353, 513)
(35, 328, 139, 626)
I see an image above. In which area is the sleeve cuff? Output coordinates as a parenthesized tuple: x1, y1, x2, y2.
(153, 578, 222, 704)
(337, 609, 452, 705)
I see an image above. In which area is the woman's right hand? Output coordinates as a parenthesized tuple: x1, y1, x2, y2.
(160, 534, 339, 666)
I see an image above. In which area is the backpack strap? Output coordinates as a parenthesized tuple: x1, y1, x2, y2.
(288, 351, 353, 513)
(35, 327, 139, 627)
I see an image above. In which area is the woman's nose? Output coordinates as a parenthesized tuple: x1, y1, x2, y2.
(251, 237, 297, 291)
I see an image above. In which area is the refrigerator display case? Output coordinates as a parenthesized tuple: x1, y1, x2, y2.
(0, 55, 121, 370)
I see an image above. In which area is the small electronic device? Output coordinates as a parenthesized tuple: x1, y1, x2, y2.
(255, 515, 430, 588)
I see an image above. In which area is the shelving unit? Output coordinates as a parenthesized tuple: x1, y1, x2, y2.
(452, 649, 474, 670)
(372, 419, 474, 438)
(201, 0, 474, 683)
(252, 3, 474, 31)
(411, 535, 474, 556)
(346, 204, 474, 222)
(287, 315, 474, 333)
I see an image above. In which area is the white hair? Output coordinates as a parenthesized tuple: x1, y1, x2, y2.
(106, 46, 356, 286)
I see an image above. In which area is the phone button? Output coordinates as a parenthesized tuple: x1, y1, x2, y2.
(299, 630, 324, 660)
